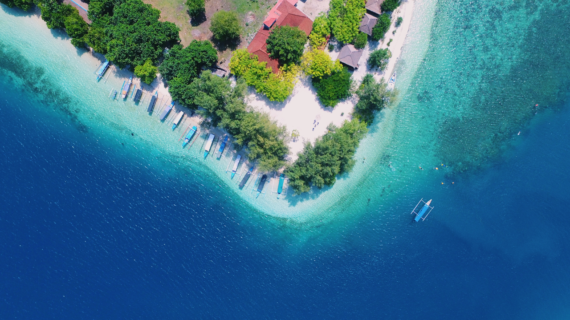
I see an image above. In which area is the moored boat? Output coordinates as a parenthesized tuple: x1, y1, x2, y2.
(239, 166, 254, 188)
(231, 155, 242, 179)
(182, 126, 197, 147)
(411, 199, 434, 222)
(277, 173, 285, 199)
(172, 111, 184, 130)
(203, 134, 215, 158)
(256, 174, 268, 197)
(217, 135, 229, 158)
(121, 76, 132, 99)
(388, 72, 396, 90)
(160, 102, 174, 121)
(147, 91, 158, 114)
(96, 60, 110, 81)
(133, 88, 143, 103)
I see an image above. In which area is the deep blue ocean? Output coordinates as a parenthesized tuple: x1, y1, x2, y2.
(3, 0, 570, 318)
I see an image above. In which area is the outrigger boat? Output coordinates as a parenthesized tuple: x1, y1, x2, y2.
(217, 135, 229, 158)
(411, 198, 434, 222)
(182, 126, 197, 147)
(256, 174, 268, 198)
(96, 60, 110, 81)
(160, 102, 174, 121)
(277, 173, 285, 199)
(388, 72, 396, 90)
(203, 134, 215, 158)
(147, 91, 158, 114)
(133, 88, 143, 103)
(230, 155, 242, 179)
(239, 166, 254, 188)
(172, 111, 184, 130)
(121, 76, 132, 99)
(109, 89, 118, 100)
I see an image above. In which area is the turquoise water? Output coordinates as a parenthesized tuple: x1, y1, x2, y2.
(2, 0, 570, 317)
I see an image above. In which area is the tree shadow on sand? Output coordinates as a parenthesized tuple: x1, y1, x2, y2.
(190, 12, 207, 26)
(210, 36, 241, 52)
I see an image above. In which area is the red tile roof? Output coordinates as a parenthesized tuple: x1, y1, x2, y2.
(247, 0, 313, 73)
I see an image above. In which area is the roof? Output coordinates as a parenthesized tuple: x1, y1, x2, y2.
(359, 13, 378, 36)
(338, 45, 363, 69)
(365, 0, 384, 15)
(248, 0, 313, 73)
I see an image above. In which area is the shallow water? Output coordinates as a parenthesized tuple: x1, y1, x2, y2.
(2, 0, 570, 318)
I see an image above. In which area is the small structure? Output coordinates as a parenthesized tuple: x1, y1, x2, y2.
(365, 0, 383, 16)
(359, 13, 378, 36)
(247, 0, 313, 73)
(338, 45, 364, 69)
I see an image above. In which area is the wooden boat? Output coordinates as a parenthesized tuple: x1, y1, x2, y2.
(133, 88, 143, 103)
(203, 134, 215, 158)
(231, 155, 242, 179)
(217, 135, 229, 158)
(96, 60, 110, 81)
(172, 111, 184, 130)
(239, 166, 253, 188)
(388, 72, 396, 90)
(109, 89, 118, 100)
(277, 173, 285, 199)
(147, 91, 158, 114)
(182, 126, 197, 147)
(411, 199, 434, 222)
(160, 102, 174, 121)
(121, 76, 132, 99)
(256, 174, 268, 197)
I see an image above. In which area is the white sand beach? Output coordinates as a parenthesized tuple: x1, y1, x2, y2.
(248, 0, 416, 160)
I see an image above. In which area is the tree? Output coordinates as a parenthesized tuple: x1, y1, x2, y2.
(301, 49, 342, 79)
(372, 13, 391, 41)
(37, 0, 75, 29)
(134, 60, 158, 84)
(266, 26, 307, 65)
(381, 0, 400, 12)
(309, 14, 330, 48)
(353, 32, 367, 49)
(368, 48, 391, 70)
(0, 0, 34, 11)
(64, 9, 89, 47)
(354, 74, 396, 124)
(85, 24, 107, 54)
(328, 0, 366, 44)
(210, 11, 241, 43)
(104, 0, 180, 69)
(396, 17, 403, 27)
(186, 0, 204, 19)
(312, 67, 352, 107)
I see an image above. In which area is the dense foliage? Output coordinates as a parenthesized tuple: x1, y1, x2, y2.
(371, 14, 391, 41)
(354, 74, 396, 124)
(381, 0, 400, 12)
(367, 48, 391, 70)
(301, 49, 342, 80)
(189, 71, 289, 171)
(353, 31, 367, 49)
(104, 0, 180, 69)
(186, 0, 204, 19)
(266, 26, 307, 65)
(158, 41, 218, 107)
(312, 67, 352, 107)
(37, 0, 74, 29)
(396, 17, 403, 27)
(328, 0, 366, 44)
(285, 119, 368, 194)
(229, 49, 298, 102)
(309, 14, 330, 48)
(0, 0, 34, 10)
(134, 59, 158, 84)
(64, 10, 89, 47)
(210, 11, 241, 43)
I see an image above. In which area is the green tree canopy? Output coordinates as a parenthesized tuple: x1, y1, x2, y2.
(210, 11, 241, 43)
(371, 14, 391, 41)
(285, 119, 367, 194)
(309, 14, 330, 48)
(104, 0, 180, 69)
(367, 48, 391, 70)
(134, 59, 158, 84)
(186, 0, 204, 19)
(354, 74, 397, 124)
(381, 0, 400, 12)
(158, 41, 218, 107)
(37, 0, 75, 29)
(301, 49, 342, 80)
(353, 31, 367, 49)
(266, 26, 307, 65)
(64, 9, 89, 47)
(0, 0, 34, 11)
(328, 0, 366, 44)
(312, 67, 353, 107)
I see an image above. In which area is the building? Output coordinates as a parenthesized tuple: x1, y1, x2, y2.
(247, 0, 313, 73)
(359, 13, 378, 36)
(338, 45, 364, 69)
(365, 0, 384, 16)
